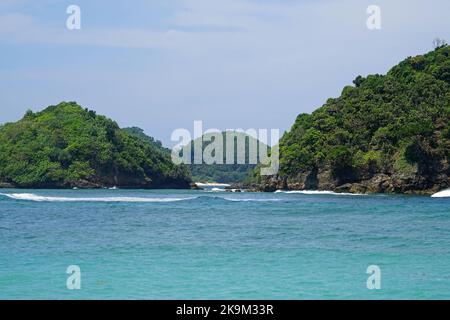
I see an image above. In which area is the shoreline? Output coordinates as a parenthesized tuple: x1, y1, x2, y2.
(0, 183, 193, 190)
(1, 181, 449, 197)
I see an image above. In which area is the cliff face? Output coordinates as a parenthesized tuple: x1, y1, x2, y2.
(259, 168, 450, 195)
(257, 46, 450, 194)
(0, 102, 192, 189)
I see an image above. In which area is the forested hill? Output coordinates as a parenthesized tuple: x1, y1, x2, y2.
(0, 102, 191, 189)
(124, 128, 268, 184)
(256, 45, 450, 194)
(190, 131, 269, 183)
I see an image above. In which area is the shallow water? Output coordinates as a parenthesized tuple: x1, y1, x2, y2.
(0, 189, 449, 299)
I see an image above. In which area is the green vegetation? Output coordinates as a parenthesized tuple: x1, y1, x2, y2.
(122, 127, 167, 151)
(2, 46, 448, 193)
(191, 164, 255, 184)
(189, 131, 269, 183)
(255, 45, 450, 193)
(0, 102, 191, 188)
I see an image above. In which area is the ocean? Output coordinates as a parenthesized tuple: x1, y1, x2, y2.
(0, 188, 449, 299)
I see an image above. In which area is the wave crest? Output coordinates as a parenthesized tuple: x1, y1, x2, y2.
(0, 193, 197, 203)
(0, 193, 282, 203)
(431, 189, 450, 198)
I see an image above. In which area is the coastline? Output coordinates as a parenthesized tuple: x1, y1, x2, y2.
(2, 180, 449, 197)
(251, 172, 450, 196)
(0, 181, 193, 190)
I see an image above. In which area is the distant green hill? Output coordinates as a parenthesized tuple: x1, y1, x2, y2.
(0, 102, 191, 189)
(124, 129, 265, 183)
(189, 131, 269, 183)
(254, 45, 450, 194)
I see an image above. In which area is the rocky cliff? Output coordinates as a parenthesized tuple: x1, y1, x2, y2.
(255, 46, 450, 195)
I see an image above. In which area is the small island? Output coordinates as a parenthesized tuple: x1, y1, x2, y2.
(0, 102, 191, 189)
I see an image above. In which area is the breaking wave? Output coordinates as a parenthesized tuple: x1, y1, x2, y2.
(0, 193, 197, 203)
(431, 189, 450, 198)
(0, 193, 282, 203)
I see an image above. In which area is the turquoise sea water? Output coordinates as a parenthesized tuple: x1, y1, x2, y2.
(0, 188, 449, 299)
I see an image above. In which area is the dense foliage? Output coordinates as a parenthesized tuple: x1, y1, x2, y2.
(261, 46, 450, 191)
(122, 127, 166, 151)
(191, 163, 255, 184)
(189, 132, 269, 183)
(0, 102, 191, 188)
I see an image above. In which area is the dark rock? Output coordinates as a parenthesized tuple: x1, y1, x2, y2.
(259, 170, 449, 195)
(0, 182, 14, 188)
(190, 183, 204, 190)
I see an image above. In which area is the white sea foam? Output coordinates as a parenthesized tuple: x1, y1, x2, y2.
(274, 190, 365, 196)
(0, 193, 197, 203)
(0, 193, 281, 203)
(431, 189, 450, 198)
(211, 188, 225, 192)
(195, 182, 231, 187)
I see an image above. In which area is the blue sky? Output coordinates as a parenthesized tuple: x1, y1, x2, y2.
(1, 0, 449, 146)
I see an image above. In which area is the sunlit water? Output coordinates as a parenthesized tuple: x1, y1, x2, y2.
(0, 189, 449, 299)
